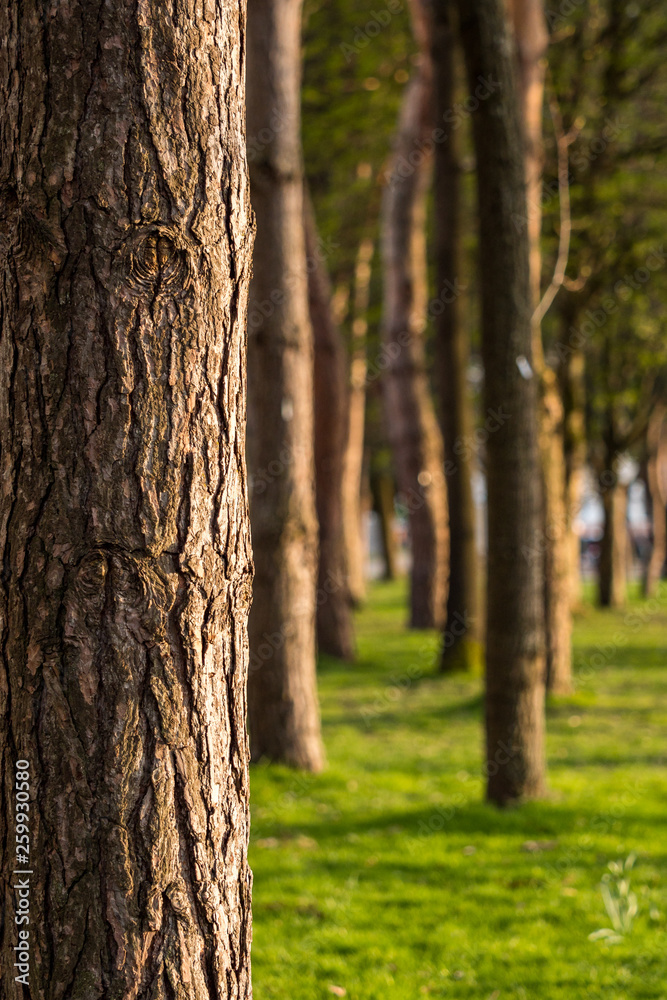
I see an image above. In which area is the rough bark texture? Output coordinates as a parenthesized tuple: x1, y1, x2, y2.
(509, 0, 572, 695)
(305, 195, 355, 661)
(246, 0, 324, 771)
(457, 0, 547, 804)
(598, 479, 629, 609)
(0, 2, 254, 997)
(381, 0, 450, 630)
(342, 237, 374, 606)
(432, 0, 482, 673)
(644, 403, 667, 597)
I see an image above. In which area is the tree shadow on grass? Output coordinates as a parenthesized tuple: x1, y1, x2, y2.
(573, 642, 667, 670)
(324, 690, 484, 733)
(259, 796, 592, 844)
(251, 796, 665, 896)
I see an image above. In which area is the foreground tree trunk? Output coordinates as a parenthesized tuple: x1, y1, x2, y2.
(457, 0, 547, 804)
(246, 0, 324, 770)
(0, 3, 254, 996)
(644, 403, 667, 597)
(510, 0, 573, 694)
(342, 236, 375, 606)
(382, 0, 450, 629)
(432, 1, 482, 672)
(306, 195, 356, 660)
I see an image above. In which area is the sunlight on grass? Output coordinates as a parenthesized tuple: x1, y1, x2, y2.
(249, 579, 667, 999)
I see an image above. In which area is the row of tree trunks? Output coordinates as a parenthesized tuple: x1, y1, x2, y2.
(644, 402, 667, 597)
(381, 0, 450, 630)
(342, 237, 375, 606)
(0, 0, 254, 994)
(509, 0, 573, 695)
(432, 1, 482, 672)
(246, 0, 324, 771)
(457, 0, 547, 804)
(306, 194, 356, 660)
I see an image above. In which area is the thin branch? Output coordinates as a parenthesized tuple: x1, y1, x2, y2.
(562, 273, 588, 292)
(533, 86, 578, 326)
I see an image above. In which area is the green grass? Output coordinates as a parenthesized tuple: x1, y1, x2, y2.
(249, 580, 667, 999)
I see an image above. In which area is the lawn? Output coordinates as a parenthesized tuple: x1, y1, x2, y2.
(249, 580, 667, 999)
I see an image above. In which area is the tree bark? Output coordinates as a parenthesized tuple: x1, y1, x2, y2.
(246, 0, 324, 772)
(381, 0, 450, 630)
(644, 403, 667, 597)
(342, 237, 375, 606)
(457, 0, 547, 804)
(0, 2, 254, 997)
(432, 1, 482, 673)
(561, 329, 587, 610)
(305, 194, 356, 660)
(539, 376, 573, 694)
(508, 0, 548, 309)
(599, 480, 629, 608)
(509, 0, 573, 695)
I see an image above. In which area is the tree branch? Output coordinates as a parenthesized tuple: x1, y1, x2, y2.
(533, 85, 578, 326)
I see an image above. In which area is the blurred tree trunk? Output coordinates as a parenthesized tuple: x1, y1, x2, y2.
(342, 237, 375, 605)
(305, 194, 356, 660)
(560, 308, 587, 609)
(381, 0, 450, 630)
(599, 479, 629, 608)
(510, 0, 573, 694)
(509, 0, 547, 305)
(432, 1, 482, 672)
(644, 403, 667, 597)
(457, 0, 547, 804)
(539, 391, 572, 692)
(246, 0, 324, 771)
(0, 2, 254, 996)
(371, 468, 399, 580)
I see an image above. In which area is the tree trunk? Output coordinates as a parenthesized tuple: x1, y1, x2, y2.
(246, 0, 324, 771)
(371, 468, 399, 581)
(381, 0, 450, 630)
(599, 480, 629, 608)
(342, 237, 375, 606)
(305, 194, 356, 660)
(540, 374, 573, 694)
(510, 0, 573, 695)
(457, 0, 547, 804)
(508, 0, 548, 309)
(432, 1, 482, 673)
(644, 403, 667, 597)
(561, 332, 587, 609)
(0, 3, 254, 996)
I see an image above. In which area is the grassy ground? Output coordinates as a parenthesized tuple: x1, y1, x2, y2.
(249, 580, 667, 999)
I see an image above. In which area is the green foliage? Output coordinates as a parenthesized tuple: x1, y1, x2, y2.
(301, 1, 418, 456)
(544, 1, 667, 456)
(302, 0, 412, 290)
(250, 580, 667, 999)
